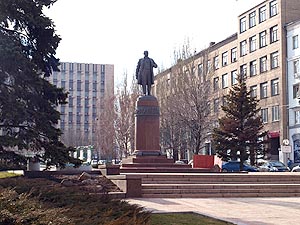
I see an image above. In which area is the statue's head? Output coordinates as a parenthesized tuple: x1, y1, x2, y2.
(144, 50, 148, 57)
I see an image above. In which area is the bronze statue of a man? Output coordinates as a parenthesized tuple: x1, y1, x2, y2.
(136, 51, 157, 95)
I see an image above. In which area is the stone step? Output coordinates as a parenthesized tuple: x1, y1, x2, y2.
(142, 188, 300, 195)
(121, 163, 191, 168)
(140, 173, 300, 183)
(141, 177, 300, 184)
(122, 156, 174, 164)
(142, 192, 300, 198)
(120, 167, 210, 173)
(142, 183, 300, 189)
(137, 173, 300, 198)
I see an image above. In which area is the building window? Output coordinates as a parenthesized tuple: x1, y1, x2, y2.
(213, 77, 219, 91)
(270, 25, 278, 43)
(295, 110, 300, 124)
(207, 60, 212, 74)
(240, 40, 247, 56)
(85, 81, 89, 92)
(222, 96, 227, 106)
(259, 5, 267, 23)
(101, 64, 105, 73)
(249, 11, 256, 28)
(294, 59, 300, 78)
(240, 64, 247, 78)
(250, 85, 257, 98)
(93, 73, 97, 81)
(249, 35, 256, 53)
(198, 63, 203, 76)
(69, 72, 73, 81)
(213, 98, 219, 113)
(92, 64, 98, 73)
(222, 73, 228, 89)
(214, 56, 219, 70)
(231, 70, 238, 85)
(77, 80, 82, 91)
(85, 64, 89, 72)
(260, 56, 268, 73)
(259, 31, 267, 48)
(222, 52, 228, 66)
(294, 84, 300, 99)
(240, 16, 246, 33)
(293, 35, 299, 49)
(68, 96, 73, 107)
(77, 72, 81, 81)
(61, 63, 66, 72)
(271, 51, 279, 69)
(231, 47, 237, 62)
(250, 60, 257, 77)
(261, 108, 268, 123)
(271, 79, 279, 96)
(77, 63, 82, 72)
(272, 105, 279, 121)
(61, 105, 66, 114)
(60, 73, 65, 81)
(260, 82, 268, 99)
(270, 0, 278, 17)
(68, 63, 73, 72)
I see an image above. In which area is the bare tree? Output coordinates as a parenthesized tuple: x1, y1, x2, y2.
(94, 95, 116, 161)
(159, 42, 215, 160)
(114, 74, 139, 158)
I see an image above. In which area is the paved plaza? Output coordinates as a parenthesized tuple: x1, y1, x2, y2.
(128, 197, 300, 225)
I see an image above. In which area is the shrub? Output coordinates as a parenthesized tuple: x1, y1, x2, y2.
(0, 188, 73, 225)
(0, 176, 151, 225)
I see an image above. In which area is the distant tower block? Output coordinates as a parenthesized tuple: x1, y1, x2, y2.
(135, 95, 160, 155)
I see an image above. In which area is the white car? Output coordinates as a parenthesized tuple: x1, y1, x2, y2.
(292, 164, 300, 172)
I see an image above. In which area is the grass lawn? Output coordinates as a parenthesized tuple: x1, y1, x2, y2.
(0, 171, 20, 178)
(150, 213, 233, 225)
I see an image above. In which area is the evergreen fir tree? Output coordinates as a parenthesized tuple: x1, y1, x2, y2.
(212, 75, 268, 170)
(0, 0, 80, 168)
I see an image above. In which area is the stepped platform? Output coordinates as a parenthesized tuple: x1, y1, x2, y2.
(116, 172, 300, 198)
(120, 154, 215, 173)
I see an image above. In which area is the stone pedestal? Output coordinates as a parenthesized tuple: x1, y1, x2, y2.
(121, 95, 192, 173)
(134, 95, 160, 155)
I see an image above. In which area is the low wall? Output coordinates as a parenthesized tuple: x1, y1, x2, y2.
(106, 174, 142, 198)
(24, 170, 101, 178)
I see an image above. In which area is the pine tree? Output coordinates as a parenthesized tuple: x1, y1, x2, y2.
(212, 75, 268, 170)
(0, 0, 80, 168)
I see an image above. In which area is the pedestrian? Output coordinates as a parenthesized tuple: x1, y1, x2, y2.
(287, 158, 293, 168)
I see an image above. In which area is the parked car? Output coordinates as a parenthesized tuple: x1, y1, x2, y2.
(291, 163, 300, 172)
(258, 160, 290, 172)
(288, 162, 300, 171)
(91, 160, 98, 168)
(222, 161, 258, 172)
(60, 162, 92, 171)
(175, 160, 186, 164)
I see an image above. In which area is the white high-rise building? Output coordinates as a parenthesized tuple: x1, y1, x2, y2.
(49, 62, 114, 149)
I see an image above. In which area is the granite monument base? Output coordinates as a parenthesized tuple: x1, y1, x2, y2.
(120, 95, 192, 173)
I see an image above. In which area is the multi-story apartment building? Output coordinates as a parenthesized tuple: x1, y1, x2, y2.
(287, 20, 300, 163)
(154, 0, 300, 162)
(48, 62, 114, 155)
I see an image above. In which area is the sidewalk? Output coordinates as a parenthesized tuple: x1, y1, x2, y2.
(127, 197, 300, 225)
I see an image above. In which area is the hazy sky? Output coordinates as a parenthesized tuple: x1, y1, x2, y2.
(45, 0, 264, 85)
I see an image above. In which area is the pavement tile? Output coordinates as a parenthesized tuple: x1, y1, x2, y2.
(127, 197, 300, 225)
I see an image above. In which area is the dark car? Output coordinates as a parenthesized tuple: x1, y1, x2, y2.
(222, 161, 258, 172)
(258, 160, 290, 172)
